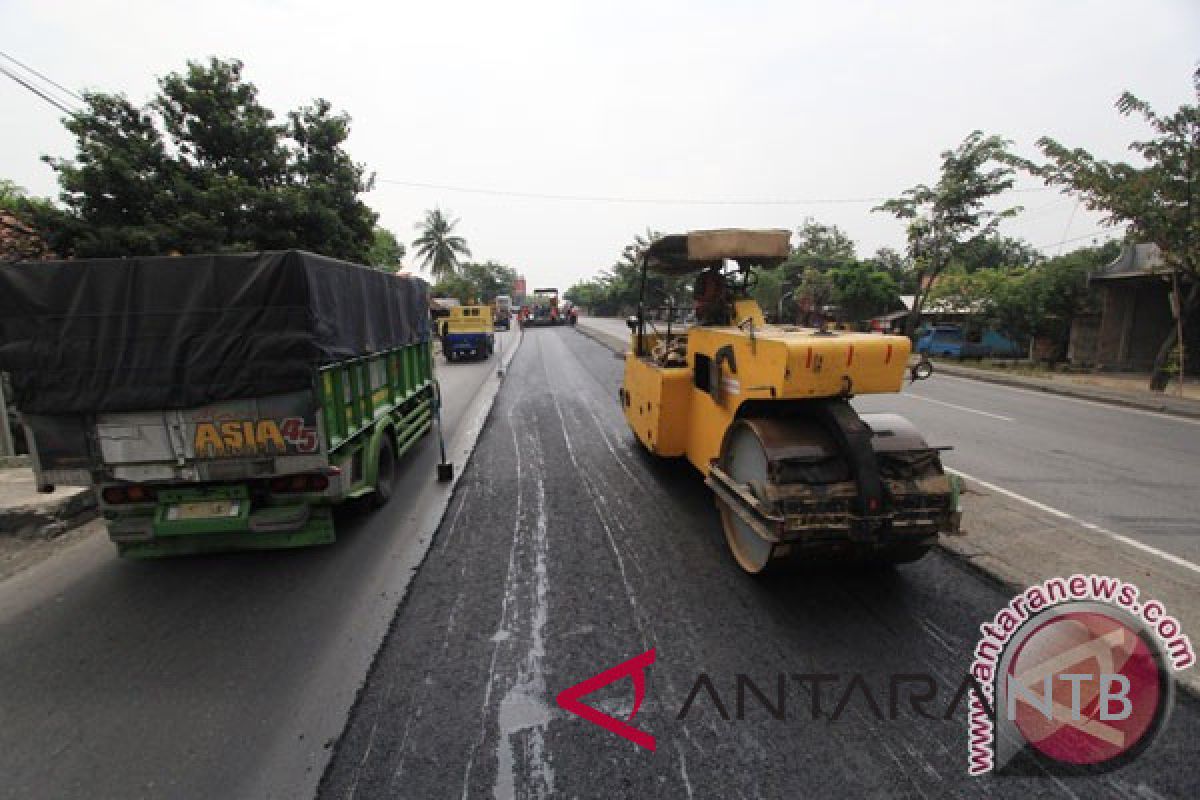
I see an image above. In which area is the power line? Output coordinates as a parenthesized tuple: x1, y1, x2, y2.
(376, 177, 1053, 208)
(0, 48, 84, 103)
(0, 63, 78, 115)
(1034, 227, 1120, 252)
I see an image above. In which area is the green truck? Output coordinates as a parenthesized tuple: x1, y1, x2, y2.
(0, 250, 435, 557)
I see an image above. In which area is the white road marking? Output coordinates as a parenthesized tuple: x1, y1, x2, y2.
(904, 392, 1014, 421)
(937, 374, 1200, 426)
(947, 467, 1200, 577)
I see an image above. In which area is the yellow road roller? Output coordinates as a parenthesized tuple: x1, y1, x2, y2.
(618, 229, 960, 573)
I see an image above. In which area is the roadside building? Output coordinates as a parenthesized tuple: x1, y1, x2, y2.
(1069, 244, 1184, 370)
(869, 294, 981, 332)
(0, 209, 53, 261)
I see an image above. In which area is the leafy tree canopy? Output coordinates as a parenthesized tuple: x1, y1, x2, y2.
(36, 58, 378, 261)
(365, 226, 406, 272)
(783, 217, 857, 274)
(565, 229, 670, 316)
(874, 130, 1021, 335)
(863, 246, 918, 294)
(432, 260, 517, 304)
(0, 179, 54, 216)
(829, 262, 900, 323)
(952, 235, 1041, 272)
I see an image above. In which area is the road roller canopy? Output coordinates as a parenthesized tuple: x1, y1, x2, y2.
(643, 229, 791, 274)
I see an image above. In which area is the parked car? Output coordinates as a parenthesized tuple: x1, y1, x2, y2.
(916, 324, 1022, 359)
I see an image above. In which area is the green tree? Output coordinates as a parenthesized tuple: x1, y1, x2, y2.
(1017, 241, 1122, 357)
(366, 227, 406, 271)
(785, 217, 857, 271)
(564, 280, 609, 312)
(412, 208, 471, 279)
(874, 130, 1022, 336)
(829, 262, 899, 323)
(459, 261, 519, 302)
(750, 267, 785, 321)
(430, 261, 517, 304)
(430, 274, 476, 303)
(40, 91, 177, 255)
(1014, 68, 1199, 390)
(0, 179, 53, 215)
(796, 266, 835, 325)
(926, 266, 1016, 334)
(777, 219, 858, 324)
(953, 235, 1041, 272)
(284, 98, 378, 258)
(571, 229, 668, 317)
(36, 58, 378, 261)
(866, 246, 917, 293)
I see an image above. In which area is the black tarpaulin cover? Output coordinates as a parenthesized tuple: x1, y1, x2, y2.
(0, 250, 430, 414)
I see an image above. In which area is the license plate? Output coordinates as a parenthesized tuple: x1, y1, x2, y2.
(166, 500, 241, 521)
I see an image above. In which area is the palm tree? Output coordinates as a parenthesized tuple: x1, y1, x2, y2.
(412, 209, 471, 279)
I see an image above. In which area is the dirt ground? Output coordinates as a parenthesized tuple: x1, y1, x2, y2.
(0, 517, 103, 583)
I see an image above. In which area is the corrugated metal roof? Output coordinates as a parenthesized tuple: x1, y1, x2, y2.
(1090, 243, 1167, 282)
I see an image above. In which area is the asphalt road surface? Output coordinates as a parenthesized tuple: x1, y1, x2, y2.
(320, 327, 1199, 800)
(0, 329, 516, 800)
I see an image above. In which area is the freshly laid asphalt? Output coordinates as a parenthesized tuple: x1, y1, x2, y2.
(320, 327, 1200, 800)
(0, 329, 516, 800)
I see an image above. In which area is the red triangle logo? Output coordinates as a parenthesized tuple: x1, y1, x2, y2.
(556, 648, 657, 751)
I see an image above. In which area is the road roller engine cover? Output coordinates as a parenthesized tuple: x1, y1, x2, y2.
(618, 229, 961, 573)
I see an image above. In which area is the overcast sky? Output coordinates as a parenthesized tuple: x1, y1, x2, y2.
(2, 0, 1197, 288)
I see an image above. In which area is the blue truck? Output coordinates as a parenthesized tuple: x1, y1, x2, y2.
(916, 324, 1023, 359)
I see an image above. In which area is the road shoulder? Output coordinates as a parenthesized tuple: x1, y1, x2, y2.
(934, 361, 1200, 420)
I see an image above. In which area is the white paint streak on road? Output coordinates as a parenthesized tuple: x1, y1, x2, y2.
(948, 467, 1200, 577)
(904, 392, 1013, 421)
(493, 459, 555, 800)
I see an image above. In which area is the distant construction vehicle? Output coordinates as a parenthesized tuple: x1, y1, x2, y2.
(493, 294, 513, 330)
(520, 288, 564, 328)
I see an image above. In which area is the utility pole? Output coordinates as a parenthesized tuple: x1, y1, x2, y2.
(0, 374, 14, 457)
(1171, 268, 1186, 399)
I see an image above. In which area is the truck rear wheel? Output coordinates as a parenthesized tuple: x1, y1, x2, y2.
(371, 436, 396, 509)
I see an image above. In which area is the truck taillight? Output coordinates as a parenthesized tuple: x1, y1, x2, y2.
(102, 485, 158, 504)
(269, 474, 330, 494)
